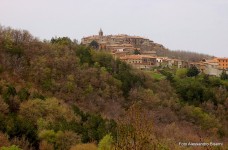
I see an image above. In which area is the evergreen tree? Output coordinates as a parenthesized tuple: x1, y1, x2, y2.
(187, 66, 200, 77)
(220, 70, 228, 80)
(89, 40, 99, 49)
(133, 49, 140, 55)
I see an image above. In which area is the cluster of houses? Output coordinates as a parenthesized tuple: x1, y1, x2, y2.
(81, 29, 228, 77)
(119, 55, 186, 69)
(118, 55, 228, 77)
(119, 55, 188, 69)
(190, 58, 228, 77)
(81, 29, 161, 57)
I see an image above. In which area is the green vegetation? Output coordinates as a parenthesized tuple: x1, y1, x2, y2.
(51, 37, 74, 46)
(0, 26, 227, 149)
(133, 49, 140, 54)
(1, 145, 22, 150)
(98, 134, 114, 150)
(89, 40, 99, 50)
(187, 65, 200, 77)
(221, 70, 228, 80)
(145, 70, 166, 80)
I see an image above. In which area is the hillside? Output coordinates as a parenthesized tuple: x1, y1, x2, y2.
(152, 44, 212, 62)
(0, 26, 227, 150)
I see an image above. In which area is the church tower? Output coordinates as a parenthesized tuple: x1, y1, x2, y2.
(99, 28, 103, 36)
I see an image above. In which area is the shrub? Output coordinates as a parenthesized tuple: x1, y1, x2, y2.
(0, 145, 22, 150)
(98, 134, 114, 150)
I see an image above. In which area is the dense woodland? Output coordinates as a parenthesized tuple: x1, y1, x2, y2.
(0, 26, 227, 150)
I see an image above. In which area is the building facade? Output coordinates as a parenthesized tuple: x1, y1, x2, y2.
(216, 58, 228, 69)
(120, 55, 157, 70)
(81, 29, 159, 55)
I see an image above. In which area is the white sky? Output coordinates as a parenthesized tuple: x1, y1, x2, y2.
(0, 0, 228, 57)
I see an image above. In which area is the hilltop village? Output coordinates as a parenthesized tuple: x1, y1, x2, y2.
(0, 26, 228, 149)
(82, 29, 228, 77)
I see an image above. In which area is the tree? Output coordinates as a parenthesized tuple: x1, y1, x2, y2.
(176, 68, 187, 79)
(19, 98, 79, 126)
(2, 85, 20, 113)
(91, 51, 114, 72)
(0, 132, 10, 147)
(51, 37, 72, 46)
(10, 136, 32, 150)
(5, 115, 39, 148)
(39, 130, 80, 150)
(0, 96, 9, 115)
(89, 40, 99, 50)
(160, 70, 174, 82)
(220, 70, 228, 80)
(175, 78, 204, 104)
(133, 49, 140, 55)
(187, 66, 200, 77)
(75, 46, 94, 65)
(55, 131, 80, 150)
(115, 104, 155, 150)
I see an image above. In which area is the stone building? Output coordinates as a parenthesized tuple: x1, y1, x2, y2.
(215, 58, 228, 69)
(190, 58, 228, 77)
(120, 55, 157, 70)
(81, 29, 158, 55)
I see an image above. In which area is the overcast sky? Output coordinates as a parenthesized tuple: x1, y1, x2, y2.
(0, 0, 228, 57)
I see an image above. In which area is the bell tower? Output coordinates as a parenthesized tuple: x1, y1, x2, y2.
(99, 28, 103, 36)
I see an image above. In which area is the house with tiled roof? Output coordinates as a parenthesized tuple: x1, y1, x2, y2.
(119, 55, 157, 70)
(190, 58, 228, 77)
